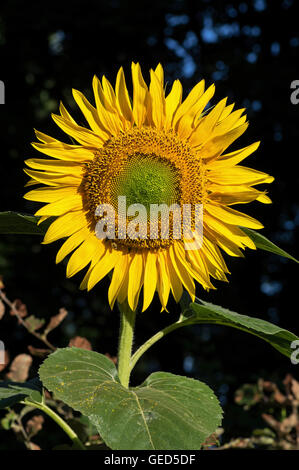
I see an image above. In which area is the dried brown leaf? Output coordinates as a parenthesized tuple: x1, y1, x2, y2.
(10, 299, 28, 318)
(26, 415, 44, 437)
(283, 374, 294, 395)
(262, 413, 281, 433)
(6, 353, 32, 382)
(27, 442, 41, 450)
(0, 350, 10, 372)
(0, 300, 5, 320)
(291, 378, 299, 401)
(69, 336, 92, 350)
(27, 345, 51, 358)
(281, 413, 298, 433)
(0, 275, 4, 289)
(202, 432, 219, 449)
(44, 308, 68, 335)
(105, 353, 117, 364)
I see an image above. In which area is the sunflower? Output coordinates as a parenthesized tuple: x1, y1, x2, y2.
(24, 63, 273, 312)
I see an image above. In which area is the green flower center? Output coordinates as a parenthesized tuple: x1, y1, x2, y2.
(111, 153, 180, 212)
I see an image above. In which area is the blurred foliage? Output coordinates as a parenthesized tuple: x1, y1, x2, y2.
(0, 0, 298, 449)
(219, 374, 299, 449)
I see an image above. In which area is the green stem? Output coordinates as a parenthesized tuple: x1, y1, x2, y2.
(22, 399, 85, 450)
(117, 300, 137, 388)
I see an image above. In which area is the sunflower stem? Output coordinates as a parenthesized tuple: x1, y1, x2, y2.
(21, 399, 86, 450)
(117, 300, 137, 388)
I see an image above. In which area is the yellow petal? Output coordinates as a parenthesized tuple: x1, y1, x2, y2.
(108, 250, 129, 309)
(59, 101, 76, 123)
(24, 178, 39, 187)
(102, 75, 129, 130)
(207, 142, 260, 170)
(128, 251, 144, 311)
(43, 211, 87, 244)
(173, 80, 206, 127)
(203, 237, 229, 273)
(208, 184, 271, 205)
(102, 76, 118, 107)
(92, 75, 121, 135)
(31, 141, 95, 161)
(157, 251, 170, 311)
(72, 89, 109, 139)
(189, 98, 227, 145)
(34, 129, 57, 143)
(115, 67, 134, 124)
(196, 122, 249, 161)
(131, 62, 148, 127)
(208, 165, 274, 186)
(169, 243, 195, 300)
(35, 194, 83, 216)
(214, 108, 246, 135)
(25, 158, 84, 176)
(166, 250, 183, 303)
(24, 169, 80, 187)
(52, 113, 105, 147)
(174, 241, 210, 290)
(165, 79, 183, 129)
(142, 251, 158, 312)
(186, 248, 214, 288)
(201, 249, 228, 282)
(117, 263, 130, 305)
(149, 69, 166, 129)
(257, 193, 272, 204)
(79, 244, 107, 290)
(87, 247, 121, 291)
(206, 203, 264, 229)
(219, 103, 235, 121)
(56, 227, 90, 263)
(37, 216, 49, 225)
(232, 114, 247, 129)
(66, 235, 102, 277)
(175, 84, 215, 139)
(24, 186, 76, 203)
(205, 214, 243, 246)
(154, 63, 164, 84)
(205, 226, 245, 257)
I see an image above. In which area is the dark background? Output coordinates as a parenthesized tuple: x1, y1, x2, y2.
(0, 0, 298, 448)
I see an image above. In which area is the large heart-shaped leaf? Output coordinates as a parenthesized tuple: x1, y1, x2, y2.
(0, 378, 42, 408)
(242, 227, 298, 263)
(39, 347, 222, 450)
(183, 298, 298, 359)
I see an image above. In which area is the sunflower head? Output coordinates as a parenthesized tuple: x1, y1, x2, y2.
(24, 63, 273, 312)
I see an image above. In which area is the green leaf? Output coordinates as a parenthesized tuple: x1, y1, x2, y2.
(39, 347, 222, 450)
(1, 409, 18, 429)
(24, 315, 45, 332)
(0, 211, 44, 235)
(242, 227, 299, 263)
(0, 378, 42, 408)
(184, 298, 299, 359)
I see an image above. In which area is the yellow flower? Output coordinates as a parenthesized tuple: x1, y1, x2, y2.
(24, 63, 273, 312)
